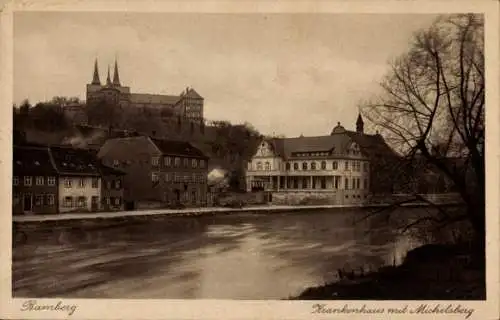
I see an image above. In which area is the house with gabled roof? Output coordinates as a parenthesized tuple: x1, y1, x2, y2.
(245, 114, 400, 205)
(97, 135, 209, 209)
(13, 142, 126, 214)
(13, 145, 59, 215)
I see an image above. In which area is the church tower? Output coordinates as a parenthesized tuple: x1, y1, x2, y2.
(356, 113, 364, 134)
(106, 65, 112, 86)
(91, 59, 101, 85)
(113, 59, 121, 86)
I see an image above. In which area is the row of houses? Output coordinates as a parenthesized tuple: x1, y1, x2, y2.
(13, 144, 125, 214)
(13, 135, 210, 215)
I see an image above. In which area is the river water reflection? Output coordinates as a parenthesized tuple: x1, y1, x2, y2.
(13, 207, 434, 299)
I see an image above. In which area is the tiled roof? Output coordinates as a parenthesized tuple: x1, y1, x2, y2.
(99, 164, 126, 176)
(346, 131, 399, 158)
(267, 130, 397, 159)
(150, 138, 208, 159)
(13, 146, 58, 176)
(129, 93, 180, 105)
(183, 88, 203, 99)
(49, 146, 101, 176)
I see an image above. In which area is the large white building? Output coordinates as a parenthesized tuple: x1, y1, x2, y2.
(245, 115, 399, 205)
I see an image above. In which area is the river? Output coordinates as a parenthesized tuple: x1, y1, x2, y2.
(13, 207, 442, 299)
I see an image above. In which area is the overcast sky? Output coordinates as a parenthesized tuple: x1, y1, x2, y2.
(14, 12, 438, 137)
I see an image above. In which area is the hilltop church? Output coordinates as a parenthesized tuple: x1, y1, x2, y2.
(86, 59, 204, 121)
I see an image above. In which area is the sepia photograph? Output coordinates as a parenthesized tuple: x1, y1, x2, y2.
(2, 1, 499, 319)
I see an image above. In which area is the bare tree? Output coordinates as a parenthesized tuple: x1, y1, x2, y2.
(361, 14, 484, 242)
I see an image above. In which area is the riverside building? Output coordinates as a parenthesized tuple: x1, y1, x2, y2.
(245, 114, 399, 205)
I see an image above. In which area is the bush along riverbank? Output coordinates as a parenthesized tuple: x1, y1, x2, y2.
(293, 242, 485, 300)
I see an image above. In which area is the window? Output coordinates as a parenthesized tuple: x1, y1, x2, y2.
(152, 172, 159, 182)
(13, 176, 19, 186)
(293, 163, 299, 170)
(257, 162, 263, 171)
(321, 161, 326, 170)
(334, 176, 340, 189)
(265, 162, 271, 171)
(192, 159, 197, 168)
(364, 162, 369, 172)
(345, 178, 349, 190)
(114, 197, 121, 206)
(92, 178, 99, 188)
(64, 196, 73, 207)
(321, 177, 326, 189)
(106, 197, 111, 205)
(286, 162, 291, 171)
(46, 194, 55, 206)
(174, 157, 181, 167)
(200, 159, 206, 168)
(332, 161, 338, 170)
(107, 181, 112, 189)
(357, 178, 361, 189)
(302, 162, 308, 170)
(183, 158, 189, 167)
(311, 162, 317, 170)
(113, 159, 120, 167)
(345, 161, 349, 171)
(77, 196, 86, 208)
(64, 178, 72, 188)
(165, 173, 171, 182)
(35, 194, 43, 206)
(364, 179, 369, 190)
(115, 180, 121, 189)
(47, 176, 56, 186)
(152, 157, 159, 166)
(164, 156, 172, 167)
(352, 178, 356, 189)
(24, 176, 32, 186)
(78, 178, 85, 188)
(36, 176, 44, 186)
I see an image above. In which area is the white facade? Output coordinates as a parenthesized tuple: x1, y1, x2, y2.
(58, 176, 102, 213)
(245, 139, 371, 204)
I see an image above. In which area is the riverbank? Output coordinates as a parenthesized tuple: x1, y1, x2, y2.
(13, 201, 463, 224)
(293, 242, 485, 300)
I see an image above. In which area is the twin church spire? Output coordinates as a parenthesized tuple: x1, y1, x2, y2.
(91, 58, 121, 87)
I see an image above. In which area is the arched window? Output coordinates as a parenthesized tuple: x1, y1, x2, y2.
(311, 162, 316, 170)
(257, 161, 263, 171)
(293, 163, 299, 170)
(332, 161, 338, 170)
(302, 162, 308, 170)
(286, 162, 291, 171)
(265, 162, 271, 171)
(321, 161, 326, 170)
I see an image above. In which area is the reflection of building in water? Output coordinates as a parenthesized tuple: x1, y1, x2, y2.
(245, 115, 399, 205)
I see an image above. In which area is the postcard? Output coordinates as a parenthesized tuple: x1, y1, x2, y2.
(0, 0, 498, 319)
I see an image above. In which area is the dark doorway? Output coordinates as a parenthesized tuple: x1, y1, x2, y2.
(91, 196, 99, 211)
(23, 194, 32, 212)
(125, 201, 135, 211)
(175, 189, 181, 203)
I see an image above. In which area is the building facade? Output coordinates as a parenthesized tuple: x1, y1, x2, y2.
(100, 165, 126, 211)
(49, 146, 103, 213)
(13, 143, 126, 215)
(86, 59, 204, 121)
(97, 136, 209, 209)
(245, 115, 399, 205)
(13, 145, 59, 215)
